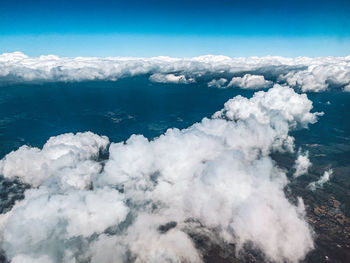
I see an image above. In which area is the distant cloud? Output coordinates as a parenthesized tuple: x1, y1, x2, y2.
(149, 73, 195, 84)
(0, 85, 320, 263)
(1, 52, 350, 92)
(280, 60, 350, 92)
(344, 83, 350, 92)
(207, 78, 227, 88)
(227, 74, 272, 89)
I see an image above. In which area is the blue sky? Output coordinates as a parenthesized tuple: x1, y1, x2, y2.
(0, 0, 349, 57)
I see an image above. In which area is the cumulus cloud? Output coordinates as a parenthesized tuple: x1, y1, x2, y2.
(207, 78, 227, 88)
(213, 84, 321, 131)
(0, 86, 321, 263)
(293, 150, 311, 178)
(149, 73, 195, 84)
(308, 169, 333, 191)
(0, 132, 109, 188)
(227, 74, 272, 89)
(1, 52, 350, 92)
(280, 59, 350, 92)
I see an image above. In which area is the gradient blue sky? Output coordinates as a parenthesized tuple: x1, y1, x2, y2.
(1, 0, 349, 57)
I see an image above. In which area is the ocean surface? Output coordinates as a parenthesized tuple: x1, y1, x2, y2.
(0, 77, 246, 158)
(1, 78, 349, 157)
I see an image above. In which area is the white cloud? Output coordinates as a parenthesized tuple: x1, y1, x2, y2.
(228, 74, 272, 89)
(293, 150, 311, 178)
(149, 73, 195, 84)
(344, 83, 350, 92)
(1, 52, 350, 92)
(280, 61, 350, 92)
(0, 85, 321, 263)
(11, 254, 54, 263)
(207, 78, 227, 88)
(0, 132, 109, 188)
(308, 169, 333, 191)
(213, 84, 321, 131)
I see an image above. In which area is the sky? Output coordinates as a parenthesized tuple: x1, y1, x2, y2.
(0, 0, 350, 57)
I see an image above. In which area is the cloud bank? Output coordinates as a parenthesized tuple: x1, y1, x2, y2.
(1, 52, 350, 92)
(0, 85, 321, 263)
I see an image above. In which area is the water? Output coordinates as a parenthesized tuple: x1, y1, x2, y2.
(1, 77, 349, 160)
(0, 76, 255, 158)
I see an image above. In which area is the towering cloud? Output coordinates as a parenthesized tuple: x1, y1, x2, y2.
(1, 52, 350, 92)
(0, 85, 321, 263)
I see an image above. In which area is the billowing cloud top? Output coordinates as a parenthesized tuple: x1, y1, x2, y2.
(1, 52, 350, 92)
(0, 85, 321, 263)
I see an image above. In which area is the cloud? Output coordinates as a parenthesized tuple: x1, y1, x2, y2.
(0, 85, 321, 263)
(213, 84, 321, 131)
(11, 254, 54, 263)
(149, 73, 195, 84)
(293, 150, 311, 178)
(308, 169, 333, 191)
(344, 83, 350, 92)
(280, 60, 350, 92)
(1, 52, 350, 92)
(207, 78, 227, 88)
(227, 74, 272, 89)
(0, 132, 109, 188)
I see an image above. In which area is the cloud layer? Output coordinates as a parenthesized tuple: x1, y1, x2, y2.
(0, 85, 321, 263)
(1, 52, 350, 92)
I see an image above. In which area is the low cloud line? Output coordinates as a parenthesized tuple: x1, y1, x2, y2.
(1, 52, 350, 92)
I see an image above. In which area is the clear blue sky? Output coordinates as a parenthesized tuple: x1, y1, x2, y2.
(0, 0, 349, 57)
